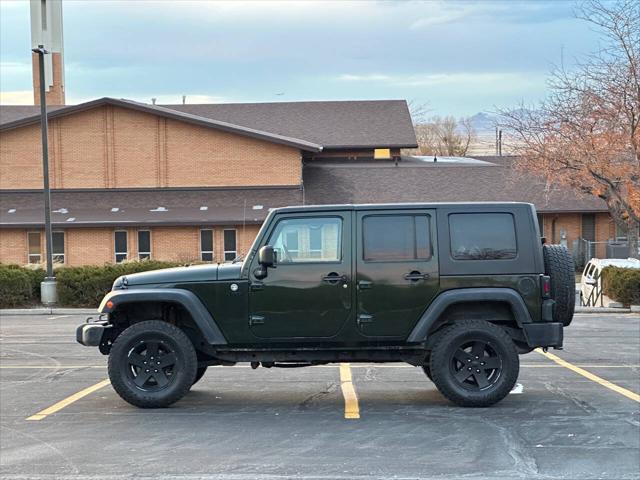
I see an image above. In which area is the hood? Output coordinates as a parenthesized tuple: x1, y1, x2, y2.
(117, 263, 241, 287)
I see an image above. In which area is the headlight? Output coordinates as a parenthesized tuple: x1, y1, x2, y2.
(112, 276, 128, 290)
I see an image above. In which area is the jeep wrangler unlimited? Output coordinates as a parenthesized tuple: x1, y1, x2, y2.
(77, 202, 574, 408)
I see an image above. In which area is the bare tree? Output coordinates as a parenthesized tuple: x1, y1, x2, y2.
(411, 116, 476, 156)
(500, 0, 640, 257)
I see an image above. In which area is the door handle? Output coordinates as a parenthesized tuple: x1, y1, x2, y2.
(322, 273, 347, 284)
(357, 314, 373, 327)
(358, 280, 373, 290)
(404, 271, 429, 281)
(249, 315, 265, 326)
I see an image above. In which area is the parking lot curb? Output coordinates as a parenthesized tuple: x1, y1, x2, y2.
(575, 307, 632, 314)
(0, 308, 97, 316)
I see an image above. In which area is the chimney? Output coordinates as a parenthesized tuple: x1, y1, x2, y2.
(30, 0, 65, 105)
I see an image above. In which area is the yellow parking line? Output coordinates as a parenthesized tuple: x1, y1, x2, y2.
(26, 379, 111, 421)
(536, 349, 640, 403)
(339, 363, 360, 419)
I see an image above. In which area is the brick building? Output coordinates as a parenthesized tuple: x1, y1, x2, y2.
(0, 97, 417, 266)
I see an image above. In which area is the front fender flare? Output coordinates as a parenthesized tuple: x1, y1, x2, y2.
(99, 289, 227, 345)
(407, 288, 533, 343)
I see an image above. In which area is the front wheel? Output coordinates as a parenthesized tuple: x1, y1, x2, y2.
(430, 320, 519, 407)
(192, 366, 208, 386)
(108, 320, 197, 408)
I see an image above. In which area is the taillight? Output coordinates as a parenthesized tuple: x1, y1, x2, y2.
(541, 275, 551, 298)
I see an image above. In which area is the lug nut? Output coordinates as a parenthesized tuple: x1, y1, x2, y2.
(476, 369, 481, 373)
(468, 367, 472, 371)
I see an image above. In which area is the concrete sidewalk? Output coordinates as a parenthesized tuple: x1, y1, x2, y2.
(0, 307, 97, 316)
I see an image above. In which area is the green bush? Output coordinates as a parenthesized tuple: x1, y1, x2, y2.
(56, 260, 181, 307)
(0, 261, 181, 308)
(602, 266, 640, 306)
(0, 264, 45, 308)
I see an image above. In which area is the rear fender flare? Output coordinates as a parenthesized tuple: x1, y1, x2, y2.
(407, 288, 533, 343)
(99, 289, 227, 345)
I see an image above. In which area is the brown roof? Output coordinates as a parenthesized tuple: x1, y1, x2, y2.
(302, 156, 608, 213)
(0, 187, 302, 228)
(0, 98, 417, 150)
(164, 100, 417, 149)
(0, 98, 322, 152)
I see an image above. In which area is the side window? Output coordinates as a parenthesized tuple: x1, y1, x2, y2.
(449, 213, 517, 260)
(363, 214, 431, 262)
(269, 217, 342, 264)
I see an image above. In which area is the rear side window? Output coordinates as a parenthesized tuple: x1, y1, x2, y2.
(363, 215, 431, 261)
(449, 213, 517, 260)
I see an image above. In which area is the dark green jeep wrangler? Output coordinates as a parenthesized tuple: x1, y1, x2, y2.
(77, 202, 575, 408)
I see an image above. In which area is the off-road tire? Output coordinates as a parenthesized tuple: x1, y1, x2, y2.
(192, 366, 208, 386)
(108, 320, 197, 408)
(543, 244, 575, 326)
(430, 320, 519, 407)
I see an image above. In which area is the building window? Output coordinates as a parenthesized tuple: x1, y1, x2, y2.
(52, 231, 65, 264)
(449, 213, 517, 260)
(200, 229, 214, 262)
(223, 229, 237, 262)
(268, 217, 342, 264)
(363, 215, 431, 262)
(28, 232, 41, 264)
(537, 213, 544, 237)
(114, 231, 128, 263)
(138, 230, 151, 260)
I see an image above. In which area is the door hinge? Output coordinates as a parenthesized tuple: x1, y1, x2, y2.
(357, 314, 374, 327)
(249, 315, 265, 326)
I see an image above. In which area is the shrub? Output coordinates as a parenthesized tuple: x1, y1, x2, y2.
(56, 260, 181, 307)
(602, 266, 640, 306)
(0, 264, 44, 308)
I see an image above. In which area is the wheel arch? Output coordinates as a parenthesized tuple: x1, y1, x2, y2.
(408, 288, 533, 343)
(100, 289, 227, 347)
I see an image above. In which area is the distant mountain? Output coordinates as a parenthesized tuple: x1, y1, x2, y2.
(468, 112, 500, 136)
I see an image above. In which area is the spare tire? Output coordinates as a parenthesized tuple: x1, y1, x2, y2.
(543, 244, 575, 326)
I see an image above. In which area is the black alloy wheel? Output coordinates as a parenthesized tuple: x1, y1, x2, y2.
(429, 320, 519, 407)
(108, 320, 197, 408)
(126, 339, 178, 391)
(449, 339, 502, 391)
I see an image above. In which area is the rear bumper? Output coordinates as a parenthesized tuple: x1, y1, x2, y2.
(76, 318, 110, 347)
(523, 322, 563, 349)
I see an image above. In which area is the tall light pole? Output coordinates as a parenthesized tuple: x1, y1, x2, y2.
(33, 44, 57, 305)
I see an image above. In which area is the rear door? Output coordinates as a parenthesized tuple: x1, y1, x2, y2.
(355, 209, 439, 338)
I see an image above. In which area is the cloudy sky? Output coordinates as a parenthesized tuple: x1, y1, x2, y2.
(0, 0, 602, 116)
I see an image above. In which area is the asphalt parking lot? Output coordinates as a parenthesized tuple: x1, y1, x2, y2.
(0, 313, 638, 480)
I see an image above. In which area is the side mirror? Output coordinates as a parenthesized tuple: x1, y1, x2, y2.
(258, 245, 276, 267)
(254, 245, 276, 280)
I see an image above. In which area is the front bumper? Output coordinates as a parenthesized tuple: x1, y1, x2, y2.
(523, 322, 563, 349)
(76, 317, 111, 346)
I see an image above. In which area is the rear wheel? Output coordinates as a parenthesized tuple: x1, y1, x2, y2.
(430, 320, 519, 407)
(108, 320, 197, 408)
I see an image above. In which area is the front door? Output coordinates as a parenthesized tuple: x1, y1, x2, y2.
(355, 210, 439, 338)
(248, 212, 352, 339)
